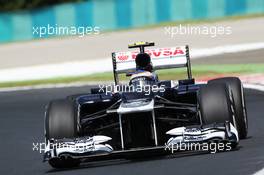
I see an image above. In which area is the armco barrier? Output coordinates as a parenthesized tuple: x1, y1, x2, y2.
(0, 0, 264, 42)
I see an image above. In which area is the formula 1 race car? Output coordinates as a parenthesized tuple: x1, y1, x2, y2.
(44, 42, 248, 168)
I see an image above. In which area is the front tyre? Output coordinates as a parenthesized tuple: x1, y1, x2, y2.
(45, 99, 80, 168)
(198, 84, 233, 125)
(209, 77, 248, 139)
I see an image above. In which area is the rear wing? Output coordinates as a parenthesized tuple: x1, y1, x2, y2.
(112, 44, 192, 85)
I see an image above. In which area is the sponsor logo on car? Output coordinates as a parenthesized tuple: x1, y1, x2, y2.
(116, 47, 185, 62)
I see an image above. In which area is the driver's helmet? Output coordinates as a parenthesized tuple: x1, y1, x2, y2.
(135, 53, 153, 72)
(129, 52, 158, 87)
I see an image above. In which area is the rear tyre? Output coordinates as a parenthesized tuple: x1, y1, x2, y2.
(198, 84, 233, 125)
(45, 99, 80, 168)
(209, 77, 248, 139)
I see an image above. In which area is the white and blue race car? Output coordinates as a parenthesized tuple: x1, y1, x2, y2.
(44, 42, 248, 168)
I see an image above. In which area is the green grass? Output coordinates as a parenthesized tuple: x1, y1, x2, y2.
(0, 64, 263, 88)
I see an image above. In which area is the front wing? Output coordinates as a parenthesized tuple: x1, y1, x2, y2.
(43, 122, 238, 162)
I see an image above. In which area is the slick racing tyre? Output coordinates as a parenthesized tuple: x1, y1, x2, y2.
(45, 99, 78, 140)
(45, 99, 80, 168)
(208, 77, 248, 139)
(198, 84, 233, 125)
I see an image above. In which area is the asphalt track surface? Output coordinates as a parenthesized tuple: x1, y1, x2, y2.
(0, 85, 264, 175)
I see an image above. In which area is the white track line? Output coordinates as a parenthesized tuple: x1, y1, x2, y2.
(0, 42, 264, 83)
(244, 84, 264, 92)
(254, 168, 264, 175)
(191, 42, 264, 58)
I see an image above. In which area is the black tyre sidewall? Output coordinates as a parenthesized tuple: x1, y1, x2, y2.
(45, 99, 78, 140)
(209, 77, 248, 139)
(199, 84, 233, 125)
